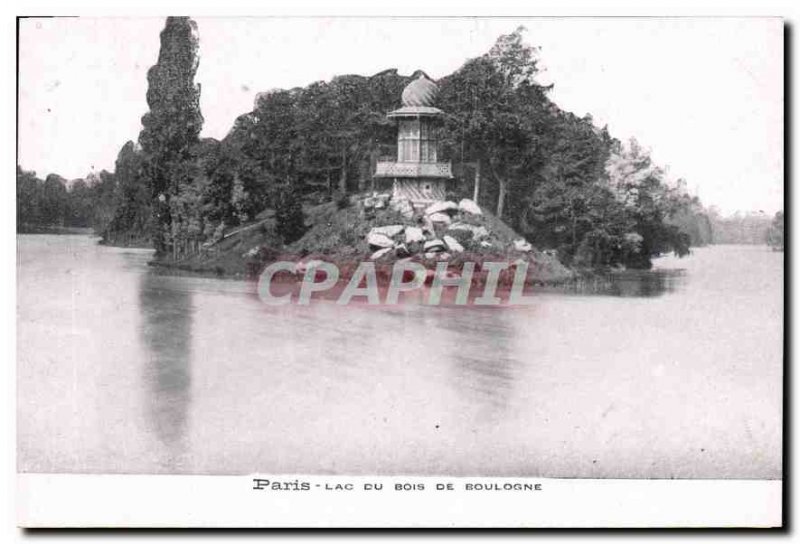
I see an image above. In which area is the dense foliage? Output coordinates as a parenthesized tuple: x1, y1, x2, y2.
(18, 22, 719, 268)
(708, 209, 776, 245)
(766, 211, 784, 251)
(17, 166, 102, 232)
(137, 16, 204, 257)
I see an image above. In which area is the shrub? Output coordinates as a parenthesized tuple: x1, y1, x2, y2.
(334, 191, 350, 210)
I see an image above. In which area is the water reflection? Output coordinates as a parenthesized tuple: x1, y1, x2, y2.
(138, 272, 194, 471)
(16, 237, 783, 478)
(436, 309, 519, 420)
(548, 269, 686, 298)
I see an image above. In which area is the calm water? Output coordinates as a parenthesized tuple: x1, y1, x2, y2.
(17, 235, 783, 478)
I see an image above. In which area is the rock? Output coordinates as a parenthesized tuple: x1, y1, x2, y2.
(294, 259, 325, 274)
(424, 239, 446, 253)
(424, 200, 459, 216)
(369, 225, 405, 238)
(513, 239, 532, 252)
(474, 226, 490, 239)
(394, 243, 411, 258)
(391, 198, 414, 219)
(406, 241, 424, 254)
(428, 212, 451, 226)
(445, 269, 462, 280)
(422, 216, 435, 234)
(480, 240, 493, 248)
(404, 226, 426, 244)
(370, 247, 393, 261)
(243, 246, 260, 258)
(448, 222, 489, 240)
(367, 232, 394, 249)
(448, 222, 470, 232)
(423, 251, 450, 261)
(458, 198, 482, 215)
(373, 193, 391, 210)
(443, 235, 464, 253)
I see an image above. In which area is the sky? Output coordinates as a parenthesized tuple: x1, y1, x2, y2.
(18, 17, 783, 215)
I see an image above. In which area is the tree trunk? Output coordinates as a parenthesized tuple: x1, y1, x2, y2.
(473, 159, 481, 203)
(338, 148, 347, 194)
(496, 175, 507, 219)
(326, 167, 332, 197)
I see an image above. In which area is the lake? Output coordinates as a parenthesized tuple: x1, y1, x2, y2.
(17, 235, 783, 478)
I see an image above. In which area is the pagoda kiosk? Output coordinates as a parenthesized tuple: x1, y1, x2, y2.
(373, 72, 453, 208)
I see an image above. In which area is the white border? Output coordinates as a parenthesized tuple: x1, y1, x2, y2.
(18, 474, 782, 528)
(4, 0, 793, 536)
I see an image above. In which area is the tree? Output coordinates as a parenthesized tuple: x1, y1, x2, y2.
(66, 179, 94, 227)
(40, 174, 69, 226)
(602, 139, 694, 266)
(274, 178, 306, 244)
(16, 166, 41, 229)
(439, 26, 552, 220)
(138, 16, 203, 255)
(102, 141, 152, 243)
(767, 211, 784, 251)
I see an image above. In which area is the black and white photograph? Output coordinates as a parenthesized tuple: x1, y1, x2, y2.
(13, 14, 784, 528)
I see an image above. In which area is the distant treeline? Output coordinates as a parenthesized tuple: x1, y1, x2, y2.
(707, 210, 782, 246)
(766, 211, 784, 251)
(18, 20, 719, 268)
(16, 158, 151, 245)
(16, 166, 96, 231)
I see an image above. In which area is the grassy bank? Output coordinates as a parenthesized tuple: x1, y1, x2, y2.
(151, 195, 575, 286)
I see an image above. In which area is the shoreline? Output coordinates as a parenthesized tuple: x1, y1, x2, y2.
(17, 225, 95, 236)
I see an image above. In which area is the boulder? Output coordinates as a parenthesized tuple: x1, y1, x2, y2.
(443, 235, 464, 253)
(370, 247, 393, 261)
(424, 239, 446, 253)
(424, 200, 459, 216)
(294, 259, 325, 274)
(394, 243, 411, 258)
(428, 212, 451, 226)
(373, 193, 391, 210)
(458, 198, 482, 215)
(422, 216, 435, 234)
(367, 232, 395, 249)
(369, 225, 405, 238)
(513, 239, 533, 252)
(404, 226, 426, 244)
(448, 222, 470, 232)
(440, 269, 460, 281)
(475, 226, 490, 239)
(406, 241, 424, 255)
(391, 198, 414, 219)
(448, 222, 489, 240)
(242, 246, 260, 258)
